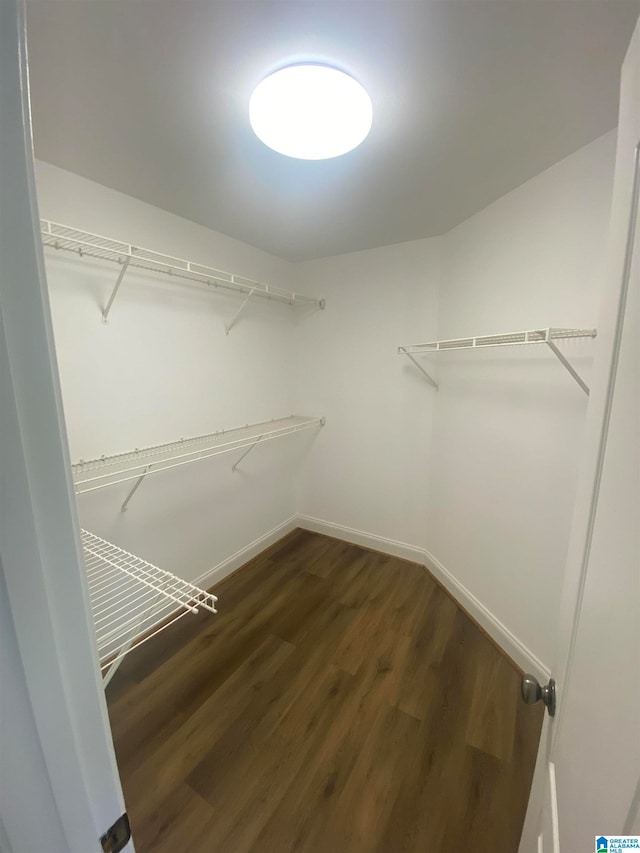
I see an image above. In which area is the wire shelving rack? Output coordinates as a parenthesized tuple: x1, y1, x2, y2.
(82, 529, 218, 687)
(398, 327, 597, 394)
(40, 219, 324, 329)
(73, 415, 325, 509)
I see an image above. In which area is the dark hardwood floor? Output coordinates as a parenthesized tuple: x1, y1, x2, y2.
(106, 529, 543, 852)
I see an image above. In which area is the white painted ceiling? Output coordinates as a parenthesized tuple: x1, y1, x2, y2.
(26, 1, 640, 261)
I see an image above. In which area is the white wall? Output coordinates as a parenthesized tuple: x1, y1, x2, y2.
(293, 237, 441, 554)
(36, 161, 311, 584)
(294, 132, 615, 670)
(426, 131, 616, 667)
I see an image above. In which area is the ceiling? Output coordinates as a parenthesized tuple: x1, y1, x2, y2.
(26, 1, 640, 262)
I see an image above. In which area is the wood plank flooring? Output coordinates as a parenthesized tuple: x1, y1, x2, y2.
(106, 529, 543, 852)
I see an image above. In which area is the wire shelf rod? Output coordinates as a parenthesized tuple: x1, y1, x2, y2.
(90, 567, 194, 612)
(72, 415, 325, 495)
(94, 593, 190, 640)
(74, 416, 323, 476)
(95, 598, 187, 646)
(90, 584, 181, 622)
(90, 573, 190, 619)
(398, 327, 597, 354)
(81, 530, 218, 682)
(92, 585, 154, 620)
(83, 543, 199, 612)
(88, 572, 165, 605)
(40, 220, 281, 291)
(75, 417, 322, 475)
(41, 219, 324, 324)
(398, 327, 596, 393)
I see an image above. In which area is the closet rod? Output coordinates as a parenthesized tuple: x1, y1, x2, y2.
(73, 415, 325, 505)
(82, 529, 218, 686)
(40, 219, 325, 327)
(398, 327, 597, 393)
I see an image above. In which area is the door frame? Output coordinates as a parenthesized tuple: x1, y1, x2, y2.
(518, 16, 640, 845)
(0, 1, 128, 849)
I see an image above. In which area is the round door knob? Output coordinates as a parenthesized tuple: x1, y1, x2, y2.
(521, 674, 556, 717)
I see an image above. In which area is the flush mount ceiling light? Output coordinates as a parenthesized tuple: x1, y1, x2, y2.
(249, 64, 372, 160)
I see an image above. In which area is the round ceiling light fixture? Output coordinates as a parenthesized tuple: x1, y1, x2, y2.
(249, 64, 372, 160)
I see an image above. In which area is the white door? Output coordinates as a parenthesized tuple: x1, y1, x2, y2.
(520, 15, 640, 853)
(0, 1, 130, 850)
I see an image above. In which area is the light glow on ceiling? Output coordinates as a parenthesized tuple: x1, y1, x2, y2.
(249, 64, 372, 160)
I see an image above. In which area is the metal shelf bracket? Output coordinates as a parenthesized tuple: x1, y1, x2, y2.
(225, 287, 256, 334)
(398, 346, 439, 390)
(120, 464, 150, 512)
(102, 257, 131, 323)
(545, 340, 590, 395)
(101, 587, 164, 687)
(232, 435, 263, 471)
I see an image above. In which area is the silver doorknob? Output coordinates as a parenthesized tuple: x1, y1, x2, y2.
(521, 674, 556, 717)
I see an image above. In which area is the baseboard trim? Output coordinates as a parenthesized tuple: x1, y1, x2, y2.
(296, 515, 426, 565)
(296, 514, 550, 683)
(195, 515, 298, 591)
(422, 547, 551, 683)
(196, 513, 550, 683)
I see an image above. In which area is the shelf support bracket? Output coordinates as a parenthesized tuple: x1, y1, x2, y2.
(545, 340, 589, 395)
(102, 587, 167, 687)
(120, 465, 150, 512)
(102, 629, 137, 688)
(399, 347, 439, 390)
(225, 287, 256, 335)
(102, 257, 131, 323)
(232, 435, 263, 472)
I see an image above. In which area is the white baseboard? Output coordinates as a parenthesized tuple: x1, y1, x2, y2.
(196, 513, 550, 683)
(297, 514, 550, 682)
(296, 514, 426, 564)
(194, 515, 298, 591)
(422, 547, 551, 683)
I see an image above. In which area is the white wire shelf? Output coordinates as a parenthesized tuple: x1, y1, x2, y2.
(398, 327, 597, 394)
(73, 415, 325, 506)
(40, 219, 324, 328)
(82, 529, 217, 686)
(399, 327, 597, 353)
